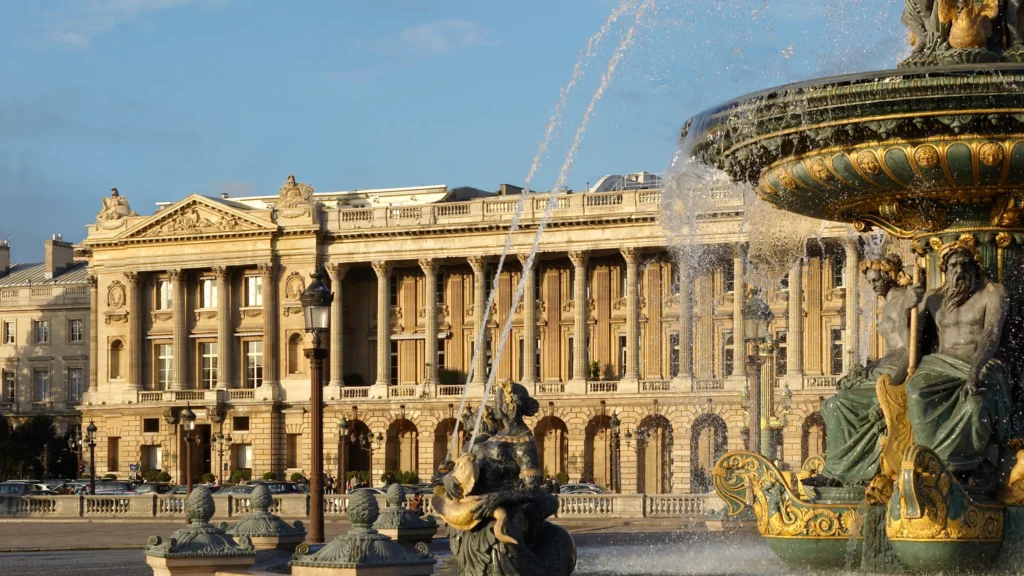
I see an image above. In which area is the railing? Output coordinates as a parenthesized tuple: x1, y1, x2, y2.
(138, 391, 163, 403)
(637, 190, 661, 204)
(588, 381, 618, 394)
(158, 496, 186, 515)
(534, 197, 570, 211)
(803, 376, 839, 389)
(85, 495, 133, 516)
(389, 207, 421, 220)
(229, 389, 255, 400)
(341, 387, 369, 399)
(558, 495, 617, 516)
(693, 379, 724, 391)
(435, 204, 470, 217)
(324, 495, 349, 515)
(485, 199, 520, 214)
(388, 385, 417, 399)
(173, 390, 206, 401)
(536, 382, 565, 395)
(585, 192, 623, 207)
(340, 209, 373, 222)
(640, 380, 671, 392)
(30, 287, 53, 298)
(0, 401, 16, 413)
(435, 384, 464, 397)
(646, 494, 706, 519)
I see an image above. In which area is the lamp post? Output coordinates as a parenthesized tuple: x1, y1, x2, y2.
(610, 413, 621, 494)
(214, 432, 232, 485)
(181, 404, 196, 495)
(68, 427, 82, 480)
(86, 421, 97, 495)
(339, 417, 350, 493)
(301, 266, 333, 544)
(741, 290, 785, 460)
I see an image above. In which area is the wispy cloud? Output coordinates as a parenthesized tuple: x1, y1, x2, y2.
(45, 0, 208, 47)
(323, 19, 498, 84)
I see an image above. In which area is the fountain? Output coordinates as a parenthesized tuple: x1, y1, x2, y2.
(693, 2, 1024, 572)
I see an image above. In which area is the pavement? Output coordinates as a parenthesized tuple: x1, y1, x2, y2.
(0, 518, 704, 553)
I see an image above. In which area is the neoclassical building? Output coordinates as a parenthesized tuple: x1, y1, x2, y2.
(75, 172, 882, 494)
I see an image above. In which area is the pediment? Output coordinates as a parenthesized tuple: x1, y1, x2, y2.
(118, 195, 276, 240)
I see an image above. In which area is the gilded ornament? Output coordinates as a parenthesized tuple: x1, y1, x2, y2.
(775, 167, 798, 190)
(991, 196, 1023, 227)
(856, 151, 882, 175)
(929, 236, 944, 252)
(939, 0, 999, 49)
(1000, 440, 1024, 505)
(807, 159, 832, 181)
(996, 231, 1013, 248)
(876, 374, 913, 481)
(979, 142, 1005, 167)
(913, 145, 941, 169)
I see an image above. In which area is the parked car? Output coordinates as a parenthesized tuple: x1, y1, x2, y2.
(134, 483, 174, 495)
(26, 489, 58, 495)
(350, 487, 386, 496)
(0, 481, 47, 495)
(558, 483, 608, 494)
(94, 481, 135, 494)
(249, 481, 301, 494)
(216, 485, 254, 496)
(170, 484, 221, 494)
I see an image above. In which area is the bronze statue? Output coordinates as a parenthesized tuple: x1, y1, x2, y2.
(905, 242, 1011, 484)
(803, 255, 914, 488)
(432, 380, 576, 576)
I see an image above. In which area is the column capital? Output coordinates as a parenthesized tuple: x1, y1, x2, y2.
(418, 258, 438, 276)
(371, 260, 391, 278)
(257, 262, 274, 278)
(168, 269, 184, 283)
(123, 271, 140, 286)
(212, 266, 229, 280)
(87, 274, 98, 288)
(568, 250, 589, 268)
(326, 262, 349, 281)
(516, 253, 534, 267)
(620, 247, 639, 263)
(843, 236, 861, 254)
(466, 255, 488, 274)
(732, 243, 747, 259)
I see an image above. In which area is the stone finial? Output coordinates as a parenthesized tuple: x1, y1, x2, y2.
(386, 483, 407, 507)
(186, 486, 215, 524)
(348, 489, 380, 528)
(251, 485, 273, 512)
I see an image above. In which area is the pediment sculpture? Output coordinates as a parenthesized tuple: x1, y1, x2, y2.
(276, 174, 315, 218)
(96, 188, 137, 230)
(140, 205, 249, 238)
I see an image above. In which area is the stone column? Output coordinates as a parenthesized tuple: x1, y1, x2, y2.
(787, 258, 804, 381)
(87, 275, 98, 396)
(259, 263, 279, 395)
(125, 272, 142, 391)
(568, 250, 589, 387)
(170, 269, 187, 390)
(729, 246, 746, 386)
(467, 256, 488, 386)
(517, 254, 538, 385)
(677, 262, 693, 381)
(372, 260, 392, 387)
(419, 259, 439, 386)
(214, 267, 231, 390)
(621, 248, 640, 382)
(327, 263, 348, 389)
(844, 238, 860, 369)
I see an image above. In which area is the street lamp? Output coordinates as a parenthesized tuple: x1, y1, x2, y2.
(68, 427, 82, 481)
(301, 266, 333, 544)
(181, 404, 196, 495)
(609, 413, 621, 493)
(742, 290, 778, 460)
(86, 421, 97, 495)
(339, 417, 350, 493)
(214, 432, 232, 485)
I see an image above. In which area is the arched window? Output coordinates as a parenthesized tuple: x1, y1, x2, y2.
(690, 413, 728, 493)
(109, 340, 123, 380)
(801, 412, 827, 463)
(287, 333, 303, 375)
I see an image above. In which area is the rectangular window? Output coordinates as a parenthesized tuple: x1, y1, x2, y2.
(246, 276, 263, 307)
(389, 274, 398, 307)
(484, 333, 493, 376)
(200, 278, 217, 309)
(436, 272, 445, 305)
(619, 266, 628, 299)
(485, 266, 497, 302)
(669, 333, 680, 378)
(68, 367, 83, 403)
(830, 328, 844, 375)
(723, 331, 735, 379)
(33, 369, 49, 402)
(618, 335, 627, 377)
(568, 336, 574, 380)
(518, 338, 524, 381)
(535, 337, 542, 379)
(233, 416, 250, 432)
(143, 418, 160, 434)
(437, 339, 445, 370)
(236, 444, 253, 469)
(2, 320, 14, 345)
(200, 343, 218, 389)
(33, 320, 49, 344)
(68, 319, 84, 343)
(157, 280, 172, 310)
(832, 253, 846, 288)
(723, 264, 735, 293)
(775, 331, 788, 376)
(143, 445, 162, 471)
(286, 434, 300, 469)
(2, 370, 15, 402)
(107, 437, 120, 471)
(671, 264, 681, 295)
(389, 341, 399, 385)
(157, 344, 173, 390)
(245, 341, 263, 388)
(534, 269, 542, 302)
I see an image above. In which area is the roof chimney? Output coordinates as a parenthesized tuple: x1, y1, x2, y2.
(0, 239, 9, 277)
(44, 235, 74, 279)
(221, 193, 229, 199)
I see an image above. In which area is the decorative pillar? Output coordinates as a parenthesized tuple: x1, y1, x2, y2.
(372, 261, 392, 387)
(517, 254, 538, 385)
(327, 263, 348, 389)
(568, 250, 589, 386)
(844, 238, 860, 369)
(621, 248, 640, 382)
(125, 272, 142, 391)
(730, 246, 746, 379)
(467, 256, 488, 386)
(788, 258, 804, 380)
(678, 262, 693, 381)
(170, 269, 187, 390)
(419, 259, 439, 386)
(259, 263, 279, 394)
(214, 267, 231, 390)
(87, 275, 98, 395)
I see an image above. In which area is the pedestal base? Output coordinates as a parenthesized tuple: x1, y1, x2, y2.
(292, 564, 435, 576)
(247, 533, 306, 552)
(376, 526, 437, 547)
(145, 555, 255, 576)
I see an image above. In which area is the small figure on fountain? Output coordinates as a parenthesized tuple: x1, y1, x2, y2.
(432, 380, 576, 576)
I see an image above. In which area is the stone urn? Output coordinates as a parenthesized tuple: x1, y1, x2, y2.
(225, 484, 306, 551)
(372, 484, 438, 547)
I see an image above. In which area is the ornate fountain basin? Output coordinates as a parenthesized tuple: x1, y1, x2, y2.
(686, 66, 1024, 238)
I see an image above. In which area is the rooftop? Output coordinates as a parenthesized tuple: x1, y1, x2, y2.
(0, 261, 90, 287)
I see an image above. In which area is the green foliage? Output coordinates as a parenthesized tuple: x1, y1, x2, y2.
(156, 471, 171, 482)
(342, 373, 364, 386)
(103, 473, 117, 480)
(345, 470, 369, 483)
(556, 472, 570, 485)
(437, 369, 465, 385)
(381, 470, 419, 485)
(588, 360, 601, 380)
(290, 472, 306, 482)
(143, 469, 163, 482)
(81, 473, 91, 479)
(262, 471, 278, 481)
(201, 473, 216, 483)
(230, 468, 252, 484)
(0, 415, 79, 481)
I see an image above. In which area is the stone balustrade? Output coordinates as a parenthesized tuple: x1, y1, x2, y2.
(0, 492, 714, 521)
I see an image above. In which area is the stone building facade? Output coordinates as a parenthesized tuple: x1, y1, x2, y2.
(76, 173, 881, 494)
(0, 237, 91, 433)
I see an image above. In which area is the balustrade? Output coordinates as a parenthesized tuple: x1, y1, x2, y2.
(536, 382, 566, 395)
(84, 495, 132, 516)
(341, 387, 369, 399)
(228, 389, 255, 400)
(693, 379, 725, 391)
(640, 380, 671, 392)
(803, 375, 839, 389)
(646, 494, 706, 519)
(587, 381, 618, 394)
(435, 384, 464, 397)
(388, 385, 417, 399)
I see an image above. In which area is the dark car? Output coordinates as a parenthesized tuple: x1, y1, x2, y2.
(94, 481, 135, 494)
(216, 485, 254, 496)
(170, 484, 221, 494)
(134, 483, 174, 495)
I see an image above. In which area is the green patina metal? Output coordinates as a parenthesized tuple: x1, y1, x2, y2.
(372, 483, 438, 532)
(225, 484, 306, 539)
(144, 486, 256, 559)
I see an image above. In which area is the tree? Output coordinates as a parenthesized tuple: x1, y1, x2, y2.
(0, 416, 77, 480)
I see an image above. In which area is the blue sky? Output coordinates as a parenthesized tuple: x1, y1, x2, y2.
(0, 1, 905, 262)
